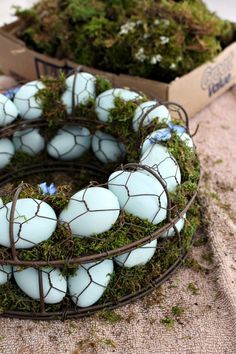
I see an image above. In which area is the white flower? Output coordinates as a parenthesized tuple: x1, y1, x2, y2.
(163, 19, 170, 26)
(143, 33, 149, 39)
(134, 48, 146, 62)
(136, 20, 143, 26)
(170, 63, 177, 69)
(154, 19, 160, 25)
(150, 54, 163, 64)
(119, 21, 136, 35)
(177, 56, 182, 62)
(160, 36, 169, 45)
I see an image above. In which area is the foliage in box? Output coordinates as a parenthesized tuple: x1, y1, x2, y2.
(15, 0, 234, 83)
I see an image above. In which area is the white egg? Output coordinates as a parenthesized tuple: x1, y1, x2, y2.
(95, 88, 142, 122)
(0, 93, 18, 126)
(132, 101, 171, 132)
(59, 186, 120, 237)
(47, 125, 91, 160)
(0, 198, 57, 249)
(0, 265, 12, 285)
(140, 144, 181, 192)
(108, 170, 167, 225)
(0, 138, 15, 169)
(115, 239, 157, 268)
(14, 267, 67, 304)
(13, 80, 45, 120)
(92, 130, 126, 163)
(62, 72, 96, 114)
(161, 214, 186, 238)
(13, 128, 45, 156)
(68, 259, 113, 307)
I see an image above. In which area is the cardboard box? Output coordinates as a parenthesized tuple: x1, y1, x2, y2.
(0, 22, 236, 117)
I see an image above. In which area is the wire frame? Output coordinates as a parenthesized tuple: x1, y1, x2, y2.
(0, 68, 200, 320)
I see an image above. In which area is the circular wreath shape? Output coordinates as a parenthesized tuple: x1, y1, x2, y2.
(0, 69, 200, 320)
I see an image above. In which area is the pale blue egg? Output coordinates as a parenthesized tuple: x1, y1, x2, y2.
(62, 72, 96, 114)
(14, 267, 67, 304)
(0, 138, 15, 169)
(96, 88, 142, 122)
(0, 198, 57, 249)
(115, 239, 157, 268)
(0, 93, 18, 126)
(133, 101, 171, 132)
(47, 125, 91, 160)
(13, 80, 45, 120)
(13, 128, 45, 156)
(68, 259, 114, 307)
(59, 186, 120, 237)
(140, 144, 181, 192)
(108, 170, 167, 225)
(92, 130, 126, 163)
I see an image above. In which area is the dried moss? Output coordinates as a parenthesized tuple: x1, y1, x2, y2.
(16, 0, 234, 83)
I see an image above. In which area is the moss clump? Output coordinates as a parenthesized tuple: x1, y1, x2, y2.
(166, 133, 200, 184)
(160, 316, 174, 329)
(95, 75, 112, 96)
(16, 0, 234, 83)
(36, 72, 67, 122)
(171, 305, 184, 317)
(187, 282, 200, 295)
(1, 183, 71, 213)
(105, 97, 143, 162)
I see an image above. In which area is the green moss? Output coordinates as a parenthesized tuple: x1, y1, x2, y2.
(95, 75, 112, 96)
(187, 282, 200, 295)
(98, 310, 123, 323)
(160, 316, 174, 329)
(166, 133, 200, 184)
(105, 96, 144, 162)
(36, 72, 67, 123)
(171, 305, 184, 317)
(16, 0, 234, 83)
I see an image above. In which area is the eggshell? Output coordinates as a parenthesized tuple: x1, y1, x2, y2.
(14, 267, 67, 304)
(13, 80, 45, 120)
(62, 73, 96, 114)
(115, 239, 157, 268)
(0, 93, 18, 126)
(68, 260, 114, 307)
(140, 144, 181, 192)
(13, 128, 45, 156)
(108, 170, 167, 225)
(47, 125, 91, 160)
(59, 186, 120, 237)
(161, 214, 186, 238)
(0, 198, 57, 249)
(0, 265, 12, 285)
(96, 88, 142, 122)
(0, 138, 15, 169)
(92, 130, 126, 163)
(132, 101, 171, 132)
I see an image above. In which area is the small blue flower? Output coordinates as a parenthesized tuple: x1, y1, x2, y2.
(167, 122, 186, 135)
(3, 86, 21, 100)
(150, 128, 172, 144)
(39, 182, 57, 195)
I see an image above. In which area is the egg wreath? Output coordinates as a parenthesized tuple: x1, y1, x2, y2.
(0, 69, 201, 320)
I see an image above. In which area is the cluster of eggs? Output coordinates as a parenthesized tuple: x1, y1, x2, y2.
(0, 72, 194, 308)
